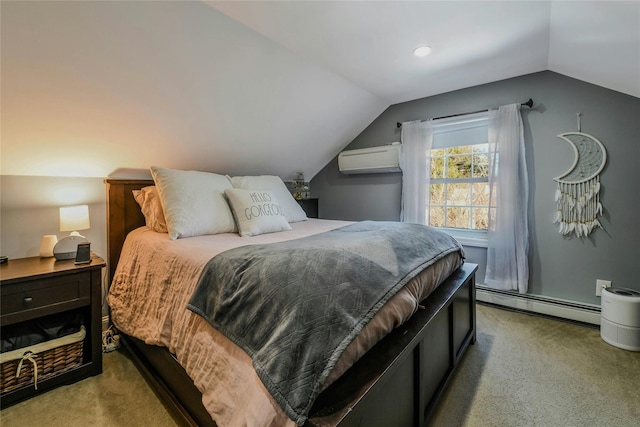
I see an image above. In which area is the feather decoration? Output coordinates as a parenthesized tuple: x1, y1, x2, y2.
(554, 210, 562, 223)
(553, 161, 605, 238)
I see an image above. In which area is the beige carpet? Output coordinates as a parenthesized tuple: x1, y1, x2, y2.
(1, 304, 638, 426)
(431, 304, 640, 427)
(0, 347, 177, 427)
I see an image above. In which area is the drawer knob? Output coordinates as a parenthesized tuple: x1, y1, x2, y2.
(23, 297, 33, 304)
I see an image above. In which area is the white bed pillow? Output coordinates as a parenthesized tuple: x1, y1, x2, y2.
(228, 175, 308, 223)
(132, 186, 168, 233)
(224, 188, 292, 237)
(150, 166, 236, 240)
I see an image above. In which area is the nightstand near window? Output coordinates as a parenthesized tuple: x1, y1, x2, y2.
(297, 198, 319, 219)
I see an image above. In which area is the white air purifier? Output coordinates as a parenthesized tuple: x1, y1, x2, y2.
(600, 287, 640, 351)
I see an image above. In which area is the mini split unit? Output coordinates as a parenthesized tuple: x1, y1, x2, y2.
(338, 144, 401, 174)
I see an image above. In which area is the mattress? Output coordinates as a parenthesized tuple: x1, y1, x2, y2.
(108, 219, 463, 426)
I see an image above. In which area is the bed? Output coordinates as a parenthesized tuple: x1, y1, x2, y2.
(105, 176, 477, 427)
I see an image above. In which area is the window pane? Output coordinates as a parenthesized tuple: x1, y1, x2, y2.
(427, 129, 490, 232)
(430, 157, 445, 179)
(429, 207, 445, 227)
(430, 183, 445, 205)
(473, 144, 488, 153)
(446, 183, 470, 206)
(472, 154, 489, 177)
(448, 155, 472, 178)
(447, 207, 471, 229)
(447, 145, 472, 155)
(472, 182, 491, 206)
(472, 208, 489, 230)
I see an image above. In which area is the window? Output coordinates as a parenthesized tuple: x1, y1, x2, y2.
(428, 112, 493, 237)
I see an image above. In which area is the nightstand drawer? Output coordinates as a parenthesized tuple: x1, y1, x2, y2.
(1, 272, 91, 325)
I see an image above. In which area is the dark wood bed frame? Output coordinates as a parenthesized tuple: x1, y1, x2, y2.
(105, 178, 477, 427)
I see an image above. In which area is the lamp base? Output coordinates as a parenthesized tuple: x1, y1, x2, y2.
(53, 235, 88, 260)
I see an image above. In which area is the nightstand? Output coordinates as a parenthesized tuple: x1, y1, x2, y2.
(297, 198, 319, 218)
(0, 255, 105, 408)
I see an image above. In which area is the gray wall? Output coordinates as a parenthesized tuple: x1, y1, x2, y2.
(311, 71, 639, 305)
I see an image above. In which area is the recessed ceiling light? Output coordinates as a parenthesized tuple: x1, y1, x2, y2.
(413, 46, 432, 57)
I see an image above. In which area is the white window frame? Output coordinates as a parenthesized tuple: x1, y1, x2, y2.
(429, 112, 490, 247)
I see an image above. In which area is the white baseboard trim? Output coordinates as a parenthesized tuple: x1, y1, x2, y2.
(476, 285, 601, 326)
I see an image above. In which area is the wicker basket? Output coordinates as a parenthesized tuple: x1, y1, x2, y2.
(0, 326, 85, 394)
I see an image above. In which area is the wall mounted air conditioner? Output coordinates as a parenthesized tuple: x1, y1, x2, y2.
(338, 143, 401, 174)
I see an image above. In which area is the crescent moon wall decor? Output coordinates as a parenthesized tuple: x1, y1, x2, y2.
(553, 131, 607, 237)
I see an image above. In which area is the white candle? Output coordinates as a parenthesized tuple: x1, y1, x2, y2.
(39, 235, 58, 258)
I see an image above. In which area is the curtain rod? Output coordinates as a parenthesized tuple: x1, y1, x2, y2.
(396, 98, 533, 128)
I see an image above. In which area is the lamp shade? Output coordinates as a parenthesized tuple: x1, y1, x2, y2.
(60, 205, 90, 233)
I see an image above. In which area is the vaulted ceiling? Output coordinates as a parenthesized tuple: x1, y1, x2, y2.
(2, 1, 638, 181)
(209, 1, 639, 103)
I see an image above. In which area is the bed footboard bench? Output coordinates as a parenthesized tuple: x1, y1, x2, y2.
(307, 262, 477, 427)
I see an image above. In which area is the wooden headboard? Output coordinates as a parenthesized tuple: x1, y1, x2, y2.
(105, 179, 154, 282)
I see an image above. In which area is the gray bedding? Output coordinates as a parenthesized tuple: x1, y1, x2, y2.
(187, 221, 463, 425)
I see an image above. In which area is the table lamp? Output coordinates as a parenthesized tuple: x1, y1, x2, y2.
(53, 205, 90, 260)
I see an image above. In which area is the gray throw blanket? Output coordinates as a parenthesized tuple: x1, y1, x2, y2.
(187, 221, 463, 425)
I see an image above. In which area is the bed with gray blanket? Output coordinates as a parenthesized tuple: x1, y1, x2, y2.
(106, 178, 478, 427)
(188, 221, 463, 424)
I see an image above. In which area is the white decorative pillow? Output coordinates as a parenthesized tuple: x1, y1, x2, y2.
(132, 186, 168, 233)
(150, 166, 236, 240)
(224, 188, 292, 237)
(228, 175, 308, 223)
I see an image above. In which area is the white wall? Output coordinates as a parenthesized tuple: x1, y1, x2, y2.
(0, 1, 386, 263)
(1, 1, 385, 182)
(0, 176, 106, 262)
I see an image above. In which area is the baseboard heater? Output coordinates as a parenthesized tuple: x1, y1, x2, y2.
(476, 285, 601, 326)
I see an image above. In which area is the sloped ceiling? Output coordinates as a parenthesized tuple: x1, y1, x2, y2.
(1, 1, 638, 182)
(209, 1, 552, 104)
(1, 1, 386, 180)
(547, 1, 640, 98)
(210, 1, 639, 103)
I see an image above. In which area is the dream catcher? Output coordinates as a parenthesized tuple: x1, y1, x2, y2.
(553, 114, 607, 237)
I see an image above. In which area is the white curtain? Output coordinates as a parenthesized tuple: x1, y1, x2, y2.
(400, 120, 433, 224)
(485, 104, 529, 293)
